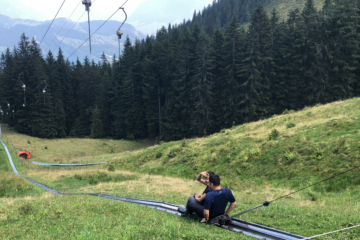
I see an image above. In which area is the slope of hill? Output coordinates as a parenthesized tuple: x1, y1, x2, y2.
(264, 0, 324, 18)
(111, 98, 360, 193)
(1, 98, 359, 239)
(0, 14, 146, 62)
(179, 0, 324, 36)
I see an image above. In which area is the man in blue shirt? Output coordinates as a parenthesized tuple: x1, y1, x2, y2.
(179, 171, 214, 215)
(201, 174, 237, 223)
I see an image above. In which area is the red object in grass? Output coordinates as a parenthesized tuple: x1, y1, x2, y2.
(18, 151, 31, 159)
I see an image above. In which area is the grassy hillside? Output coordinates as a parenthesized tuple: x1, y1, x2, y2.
(111, 98, 360, 192)
(1, 98, 360, 239)
(265, 0, 324, 18)
(0, 125, 153, 164)
(0, 140, 246, 239)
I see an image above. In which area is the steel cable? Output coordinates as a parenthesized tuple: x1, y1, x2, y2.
(53, 0, 97, 53)
(45, 0, 82, 53)
(68, 0, 129, 59)
(49, 0, 129, 77)
(2, 0, 125, 107)
(1, 0, 66, 105)
(231, 165, 360, 217)
(301, 224, 360, 240)
(269, 165, 360, 203)
(40, 0, 66, 45)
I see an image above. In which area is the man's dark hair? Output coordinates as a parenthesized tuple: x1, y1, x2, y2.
(209, 174, 220, 186)
(207, 171, 215, 176)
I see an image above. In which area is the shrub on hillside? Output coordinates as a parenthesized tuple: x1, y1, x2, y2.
(155, 152, 162, 159)
(168, 148, 181, 159)
(181, 139, 188, 148)
(268, 129, 280, 140)
(286, 122, 296, 128)
(108, 165, 115, 172)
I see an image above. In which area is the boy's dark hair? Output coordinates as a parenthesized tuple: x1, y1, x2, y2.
(209, 174, 220, 186)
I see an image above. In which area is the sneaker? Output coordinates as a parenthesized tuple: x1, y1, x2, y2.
(178, 207, 188, 214)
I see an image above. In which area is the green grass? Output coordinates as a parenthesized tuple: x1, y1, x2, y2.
(0, 195, 247, 240)
(0, 124, 153, 164)
(112, 98, 360, 193)
(1, 98, 360, 239)
(0, 140, 248, 240)
(0, 144, 42, 198)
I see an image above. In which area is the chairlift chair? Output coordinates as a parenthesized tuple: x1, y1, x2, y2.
(117, 8, 127, 67)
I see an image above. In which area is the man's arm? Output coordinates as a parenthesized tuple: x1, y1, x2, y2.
(225, 201, 237, 215)
(202, 210, 210, 223)
(195, 193, 207, 202)
(196, 171, 207, 185)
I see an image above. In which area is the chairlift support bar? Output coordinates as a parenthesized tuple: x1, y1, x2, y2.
(82, 0, 92, 54)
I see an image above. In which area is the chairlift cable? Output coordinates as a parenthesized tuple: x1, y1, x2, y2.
(3, 0, 66, 105)
(40, 0, 66, 45)
(53, 0, 97, 53)
(49, 0, 130, 77)
(53, 11, 86, 51)
(2, 0, 129, 109)
(69, 0, 129, 58)
(46, 0, 82, 53)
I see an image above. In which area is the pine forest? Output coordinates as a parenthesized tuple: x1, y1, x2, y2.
(1, 0, 360, 141)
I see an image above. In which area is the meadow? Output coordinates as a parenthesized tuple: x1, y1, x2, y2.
(1, 98, 360, 239)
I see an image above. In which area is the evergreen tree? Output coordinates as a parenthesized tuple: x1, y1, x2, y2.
(238, 5, 272, 122)
(220, 15, 243, 127)
(90, 105, 105, 138)
(268, 9, 289, 113)
(189, 33, 214, 136)
(209, 27, 225, 132)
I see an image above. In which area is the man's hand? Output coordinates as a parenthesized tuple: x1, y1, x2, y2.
(200, 218, 207, 223)
(196, 171, 209, 186)
(203, 209, 210, 222)
(195, 194, 201, 199)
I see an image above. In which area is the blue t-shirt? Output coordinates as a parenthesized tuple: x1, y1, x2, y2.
(204, 188, 236, 219)
(202, 187, 211, 195)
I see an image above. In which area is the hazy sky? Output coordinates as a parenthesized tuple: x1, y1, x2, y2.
(17, 0, 213, 22)
(18, 0, 147, 22)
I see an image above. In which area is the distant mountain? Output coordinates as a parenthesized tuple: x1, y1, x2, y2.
(0, 0, 45, 21)
(128, 0, 213, 34)
(0, 14, 146, 62)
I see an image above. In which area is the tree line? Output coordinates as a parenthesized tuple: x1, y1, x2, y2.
(0, 0, 359, 140)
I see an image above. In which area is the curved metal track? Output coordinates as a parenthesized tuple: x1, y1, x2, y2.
(0, 139, 309, 240)
(31, 161, 106, 167)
